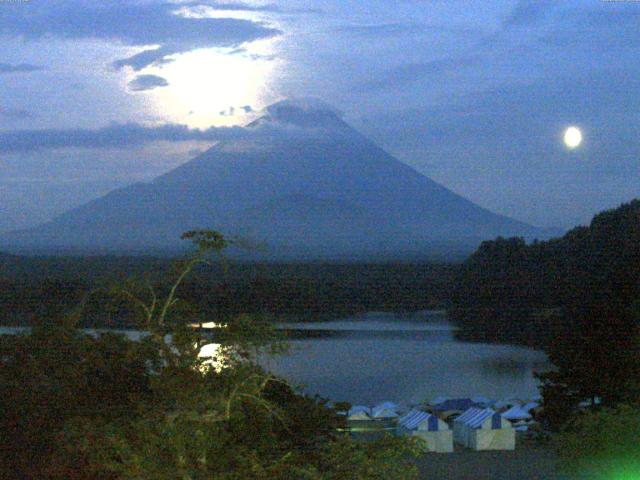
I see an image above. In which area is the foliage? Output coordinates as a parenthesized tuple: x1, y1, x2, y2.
(555, 404, 640, 478)
(0, 230, 421, 479)
(450, 199, 640, 348)
(0, 324, 157, 478)
(449, 199, 640, 425)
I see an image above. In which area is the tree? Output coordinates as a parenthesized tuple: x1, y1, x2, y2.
(0, 230, 422, 479)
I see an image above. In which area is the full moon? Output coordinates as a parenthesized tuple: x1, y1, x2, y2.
(563, 126, 583, 149)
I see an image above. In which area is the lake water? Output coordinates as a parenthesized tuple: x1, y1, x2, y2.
(263, 311, 551, 405)
(0, 311, 551, 406)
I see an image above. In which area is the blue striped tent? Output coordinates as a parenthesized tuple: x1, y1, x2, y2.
(453, 408, 514, 450)
(397, 409, 453, 452)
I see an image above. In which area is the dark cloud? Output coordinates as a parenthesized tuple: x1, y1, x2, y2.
(363, 55, 480, 90)
(0, 63, 45, 74)
(113, 47, 176, 71)
(219, 105, 253, 116)
(128, 74, 169, 91)
(0, 1, 281, 71)
(0, 122, 247, 153)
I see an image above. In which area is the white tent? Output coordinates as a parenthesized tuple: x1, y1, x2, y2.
(453, 408, 515, 451)
(453, 408, 482, 445)
(501, 405, 532, 422)
(371, 401, 399, 419)
(397, 409, 453, 453)
(347, 405, 371, 421)
(522, 401, 540, 414)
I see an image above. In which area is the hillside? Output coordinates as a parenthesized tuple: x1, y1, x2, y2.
(449, 199, 640, 347)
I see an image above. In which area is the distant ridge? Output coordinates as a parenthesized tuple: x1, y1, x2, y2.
(1, 99, 546, 260)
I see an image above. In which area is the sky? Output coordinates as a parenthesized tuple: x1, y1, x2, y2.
(0, 0, 639, 233)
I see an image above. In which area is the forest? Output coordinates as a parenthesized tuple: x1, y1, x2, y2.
(0, 256, 456, 327)
(450, 199, 640, 349)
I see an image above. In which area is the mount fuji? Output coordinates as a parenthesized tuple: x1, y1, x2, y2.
(1, 99, 544, 259)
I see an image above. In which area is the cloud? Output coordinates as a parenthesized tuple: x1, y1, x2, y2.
(128, 74, 169, 91)
(0, 122, 248, 153)
(219, 104, 254, 116)
(191, 2, 322, 15)
(0, 63, 45, 74)
(0, 100, 352, 154)
(0, 1, 281, 71)
(363, 55, 479, 90)
(113, 47, 177, 71)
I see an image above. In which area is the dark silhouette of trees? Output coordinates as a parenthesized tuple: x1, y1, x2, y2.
(449, 199, 640, 424)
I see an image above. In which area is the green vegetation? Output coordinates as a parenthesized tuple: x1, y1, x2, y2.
(556, 405, 640, 478)
(0, 231, 422, 479)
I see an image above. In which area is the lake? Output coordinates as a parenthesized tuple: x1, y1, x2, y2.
(0, 311, 550, 406)
(263, 311, 550, 405)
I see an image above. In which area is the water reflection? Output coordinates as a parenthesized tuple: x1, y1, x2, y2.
(198, 342, 224, 372)
(261, 311, 550, 405)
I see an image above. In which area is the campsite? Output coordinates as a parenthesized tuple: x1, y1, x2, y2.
(343, 396, 542, 450)
(340, 397, 585, 478)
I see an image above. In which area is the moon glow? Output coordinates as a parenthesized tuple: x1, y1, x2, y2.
(563, 126, 583, 149)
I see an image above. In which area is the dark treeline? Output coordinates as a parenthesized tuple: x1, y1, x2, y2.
(449, 199, 640, 349)
(0, 258, 457, 327)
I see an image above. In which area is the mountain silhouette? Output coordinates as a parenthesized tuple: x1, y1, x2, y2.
(1, 99, 544, 259)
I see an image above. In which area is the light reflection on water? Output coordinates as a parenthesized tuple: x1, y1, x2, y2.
(261, 311, 551, 405)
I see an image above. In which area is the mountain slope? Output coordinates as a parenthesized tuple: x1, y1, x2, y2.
(1, 100, 543, 259)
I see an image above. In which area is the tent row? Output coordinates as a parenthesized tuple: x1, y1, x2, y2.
(427, 397, 541, 430)
(346, 402, 519, 452)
